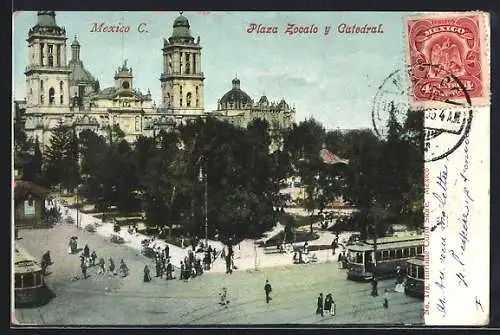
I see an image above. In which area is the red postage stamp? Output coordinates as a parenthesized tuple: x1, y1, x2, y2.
(405, 12, 490, 108)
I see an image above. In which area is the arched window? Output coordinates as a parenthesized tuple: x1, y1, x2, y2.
(180, 98, 183, 107)
(179, 86, 183, 95)
(59, 81, 64, 91)
(60, 95, 63, 104)
(40, 80, 44, 91)
(186, 93, 192, 107)
(49, 87, 55, 104)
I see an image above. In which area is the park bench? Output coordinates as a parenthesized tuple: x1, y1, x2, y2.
(262, 245, 285, 254)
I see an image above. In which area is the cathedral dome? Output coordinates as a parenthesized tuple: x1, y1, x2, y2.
(173, 15, 189, 27)
(169, 13, 194, 43)
(219, 77, 253, 107)
(69, 62, 97, 84)
(36, 11, 57, 27)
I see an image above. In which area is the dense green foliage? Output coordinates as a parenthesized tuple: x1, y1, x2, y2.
(13, 108, 423, 241)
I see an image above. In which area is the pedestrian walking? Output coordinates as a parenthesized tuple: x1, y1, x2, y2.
(264, 279, 273, 303)
(324, 293, 335, 316)
(371, 278, 379, 297)
(109, 257, 116, 275)
(83, 244, 90, 258)
(155, 259, 161, 277)
(225, 254, 232, 274)
(383, 289, 389, 308)
(341, 252, 348, 269)
(98, 258, 106, 275)
(164, 245, 170, 259)
(81, 262, 88, 279)
(119, 259, 129, 277)
(316, 293, 324, 316)
(90, 250, 97, 266)
(180, 261, 185, 280)
(166, 261, 173, 280)
(143, 264, 151, 282)
(219, 287, 229, 306)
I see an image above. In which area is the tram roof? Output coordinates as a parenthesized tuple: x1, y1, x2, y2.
(347, 234, 423, 252)
(407, 255, 425, 266)
(14, 247, 42, 274)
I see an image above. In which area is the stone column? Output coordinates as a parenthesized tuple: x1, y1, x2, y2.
(43, 44, 49, 67)
(190, 53, 194, 74)
(62, 44, 67, 67)
(196, 51, 202, 74)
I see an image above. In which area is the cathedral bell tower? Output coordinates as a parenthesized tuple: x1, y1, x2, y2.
(24, 11, 71, 143)
(160, 12, 204, 115)
(114, 59, 134, 96)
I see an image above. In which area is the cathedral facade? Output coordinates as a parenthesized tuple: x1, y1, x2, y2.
(18, 11, 295, 149)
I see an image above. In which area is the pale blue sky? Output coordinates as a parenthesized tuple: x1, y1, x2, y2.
(12, 11, 416, 129)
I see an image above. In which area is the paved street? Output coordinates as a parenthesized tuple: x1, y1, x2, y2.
(13, 224, 423, 325)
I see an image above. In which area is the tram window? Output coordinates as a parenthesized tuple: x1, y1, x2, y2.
(15, 274, 22, 288)
(417, 266, 424, 279)
(389, 250, 395, 259)
(355, 252, 363, 264)
(375, 251, 381, 261)
(410, 265, 416, 278)
(382, 250, 389, 260)
(403, 248, 409, 257)
(417, 246, 423, 254)
(410, 248, 416, 257)
(23, 273, 34, 287)
(396, 249, 403, 258)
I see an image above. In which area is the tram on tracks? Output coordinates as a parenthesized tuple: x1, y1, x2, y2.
(404, 255, 425, 299)
(345, 233, 423, 281)
(14, 246, 47, 306)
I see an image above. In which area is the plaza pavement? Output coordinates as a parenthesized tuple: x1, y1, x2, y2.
(46, 201, 353, 273)
(13, 220, 423, 325)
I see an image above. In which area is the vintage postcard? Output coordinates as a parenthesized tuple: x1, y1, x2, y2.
(11, 11, 490, 326)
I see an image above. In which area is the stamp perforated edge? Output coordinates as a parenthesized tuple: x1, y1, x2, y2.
(403, 11, 490, 110)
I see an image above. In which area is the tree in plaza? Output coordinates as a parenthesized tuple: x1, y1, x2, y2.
(282, 118, 332, 234)
(20, 139, 43, 185)
(343, 104, 424, 239)
(78, 129, 108, 200)
(217, 187, 260, 242)
(113, 139, 141, 213)
(43, 122, 80, 193)
(140, 129, 193, 234)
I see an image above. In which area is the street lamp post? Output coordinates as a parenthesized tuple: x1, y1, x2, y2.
(75, 186, 79, 229)
(204, 162, 208, 248)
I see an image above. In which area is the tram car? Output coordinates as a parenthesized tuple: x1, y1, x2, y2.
(345, 233, 423, 281)
(404, 255, 425, 299)
(14, 246, 47, 306)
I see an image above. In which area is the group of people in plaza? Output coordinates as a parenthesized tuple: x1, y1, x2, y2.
(143, 241, 219, 283)
(316, 292, 336, 317)
(143, 245, 172, 282)
(69, 238, 129, 280)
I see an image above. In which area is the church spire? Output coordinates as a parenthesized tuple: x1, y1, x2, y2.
(71, 35, 80, 62)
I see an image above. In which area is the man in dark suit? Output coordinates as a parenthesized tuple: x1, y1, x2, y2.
(264, 279, 273, 303)
(316, 293, 324, 316)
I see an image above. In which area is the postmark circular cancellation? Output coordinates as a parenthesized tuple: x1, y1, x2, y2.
(371, 65, 472, 163)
